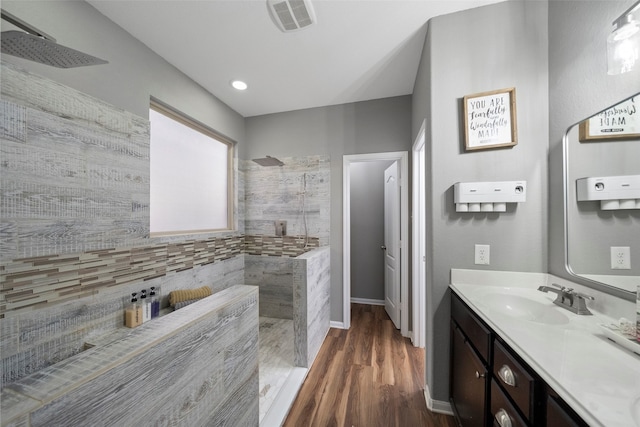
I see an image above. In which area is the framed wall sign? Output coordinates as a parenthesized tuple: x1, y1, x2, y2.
(579, 96, 639, 141)
(463, 87, 517, 151)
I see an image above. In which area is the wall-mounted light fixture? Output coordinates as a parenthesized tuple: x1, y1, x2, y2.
(607, 0, 640, 75)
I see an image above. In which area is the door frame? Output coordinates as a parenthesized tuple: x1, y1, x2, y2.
(342, 151, 409, 336)
(411, 121, 427, 348)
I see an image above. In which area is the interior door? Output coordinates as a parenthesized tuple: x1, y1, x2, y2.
(384, 161, 401, 329)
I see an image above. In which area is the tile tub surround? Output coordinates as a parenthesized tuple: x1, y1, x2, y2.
(1, 285, 259, 427)
(450, 269, 639, 427)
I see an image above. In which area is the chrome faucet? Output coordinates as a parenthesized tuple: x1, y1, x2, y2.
(537, 283, 594, 315)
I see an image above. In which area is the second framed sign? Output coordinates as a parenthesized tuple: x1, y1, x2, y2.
(463, 87, 517, 151)
(579, 96, 639, 141)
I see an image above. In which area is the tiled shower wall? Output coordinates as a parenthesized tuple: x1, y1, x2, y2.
(245, 247, 330, 369)
(1, 62, 151, 261)
(243, 155, 330, 246)
(0, 62, 328, 386)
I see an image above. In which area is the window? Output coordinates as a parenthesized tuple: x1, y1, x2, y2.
(149, 101, 233, 236)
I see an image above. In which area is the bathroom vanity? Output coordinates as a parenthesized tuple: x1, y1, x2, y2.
(449, 269, 639, 427)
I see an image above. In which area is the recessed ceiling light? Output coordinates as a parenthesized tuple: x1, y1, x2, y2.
(231, 80, 248, 91)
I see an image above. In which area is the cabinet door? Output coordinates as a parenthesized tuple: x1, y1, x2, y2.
(451, 321, 488, 427)
(547, 394, 588, 427)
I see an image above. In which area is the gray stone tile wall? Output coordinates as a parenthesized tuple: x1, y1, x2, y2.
(293, 247, 331, 368)
(0, 61, 330, 394)
(1, 285, 259, 427)
(243, 156, 330, 245)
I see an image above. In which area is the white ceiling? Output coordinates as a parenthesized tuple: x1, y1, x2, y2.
(88, 0, 504, 117)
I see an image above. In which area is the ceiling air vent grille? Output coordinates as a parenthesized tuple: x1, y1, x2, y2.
(267, 0, 316, 32)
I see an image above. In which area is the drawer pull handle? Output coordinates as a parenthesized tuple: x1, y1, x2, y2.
(495, 408, 513, 427)
(498, 364, 517, 387)
(475, 371, 485, 379)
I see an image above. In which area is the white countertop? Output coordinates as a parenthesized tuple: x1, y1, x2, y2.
(450, 269, 640, 427)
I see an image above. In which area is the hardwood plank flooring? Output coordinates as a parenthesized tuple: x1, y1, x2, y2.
(284, 303, 458, 427)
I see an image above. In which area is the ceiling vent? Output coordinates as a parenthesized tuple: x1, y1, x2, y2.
(267, 0, 316, 32)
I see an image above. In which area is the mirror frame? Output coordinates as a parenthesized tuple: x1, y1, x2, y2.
(562, 93, 639, 300)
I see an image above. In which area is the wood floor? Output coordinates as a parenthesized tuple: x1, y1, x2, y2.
(283, 304, 458, 427)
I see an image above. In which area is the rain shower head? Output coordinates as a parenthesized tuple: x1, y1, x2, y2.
(1, 9, 108, 68)
(252, 156, 284, 167)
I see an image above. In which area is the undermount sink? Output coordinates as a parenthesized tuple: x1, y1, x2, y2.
(483, 293, 570, 325)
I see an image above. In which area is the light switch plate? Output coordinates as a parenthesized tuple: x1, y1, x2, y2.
(475, 244, 490, 265)
(611, 246, 631, 269)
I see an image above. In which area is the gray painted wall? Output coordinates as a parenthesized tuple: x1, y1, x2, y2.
(245, 96, 412, 322)
(0, 1, 244, 147)
(412, 1, 549, 402)
(350, 161, 392, 301)
(548, 0, 640, 295)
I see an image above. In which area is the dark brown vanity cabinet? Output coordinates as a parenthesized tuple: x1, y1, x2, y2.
(546, 388, 589, 427)
(450, 293, 491, 427)
(451, 321, 489, 427)
(450, 292, 586, 427)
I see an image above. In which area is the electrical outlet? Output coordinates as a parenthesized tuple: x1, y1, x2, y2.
(475, 244, 490, 265)
(611, 246, 631, 269)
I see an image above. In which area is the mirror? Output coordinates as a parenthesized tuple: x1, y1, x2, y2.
(564, 93, 640, 293)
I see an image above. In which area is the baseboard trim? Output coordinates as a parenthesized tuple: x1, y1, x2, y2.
(423, 386, 454, 415)
(350, 297, 385, 306)
(330, 321, 346, 329)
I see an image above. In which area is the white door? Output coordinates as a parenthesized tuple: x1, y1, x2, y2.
(384, 161, 401, 329)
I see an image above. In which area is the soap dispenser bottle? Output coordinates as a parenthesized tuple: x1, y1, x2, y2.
(140, 289, 150, 323)
(125, 292, 141, 328)
(636, 285, 640, 343)
(150, 286, 160, 319)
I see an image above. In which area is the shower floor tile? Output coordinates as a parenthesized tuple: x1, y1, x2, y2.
(259, 316, 294, 423)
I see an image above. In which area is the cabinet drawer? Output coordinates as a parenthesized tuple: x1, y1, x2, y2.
(451, 293, 491, 363)
(491, 379, 527, 427)
(493, 340, 536, 421)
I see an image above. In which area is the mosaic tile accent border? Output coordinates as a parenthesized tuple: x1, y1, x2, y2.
(244, 235, 319, 257)
(0, 235, 319, 318)
(0, 236, 242, 318)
